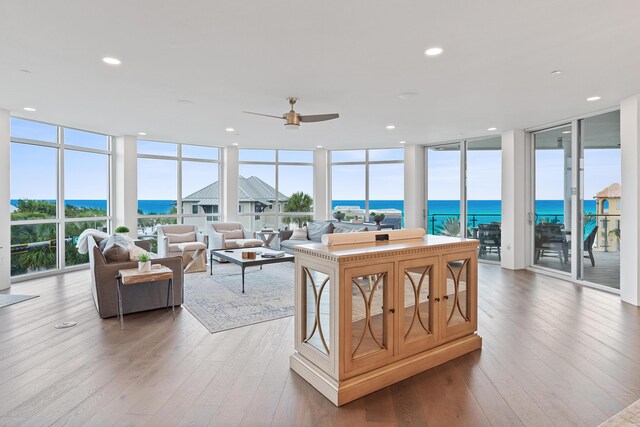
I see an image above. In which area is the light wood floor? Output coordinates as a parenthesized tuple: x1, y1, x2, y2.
(1, 265, 639, 426)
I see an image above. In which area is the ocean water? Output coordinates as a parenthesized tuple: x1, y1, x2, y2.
(12, 199, 597, 223)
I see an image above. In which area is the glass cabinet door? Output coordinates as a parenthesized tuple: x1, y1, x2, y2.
(440, 251, 477, 341)
(398, 257, 439, 356)
(344, 263, 394, 374)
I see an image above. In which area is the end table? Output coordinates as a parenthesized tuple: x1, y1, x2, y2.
(115, 265, 175, 329)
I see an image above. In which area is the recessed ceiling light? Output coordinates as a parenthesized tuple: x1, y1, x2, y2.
(487, 127, 497, 131)
(317, 145, 323, 148)
(425, 47, 443, 56)
(138, 132, 147, 136)
(551, 70, 562, 75)
(562, 130, 571, 134)
(586, 96, 601, 102)
(386, 125, 396, 130)
(102, 57, 121, 65)
(23, 107, 36, 112)
(398, 92, 419, 100)
(225, 127, 235, 132)
(232, 142, 239, 146)
(399, 141, 406, 144)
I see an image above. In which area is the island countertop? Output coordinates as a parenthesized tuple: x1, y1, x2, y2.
(293, 234, 479, 260)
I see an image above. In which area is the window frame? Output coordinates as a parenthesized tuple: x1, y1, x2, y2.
(10, 118, 113, 280)
(329, 148, 404, 219)
(238, 149, 315, 229)
(137, 141, 222, 239)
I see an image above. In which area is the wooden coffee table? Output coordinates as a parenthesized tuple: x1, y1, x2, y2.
(210, 248, 295, 293)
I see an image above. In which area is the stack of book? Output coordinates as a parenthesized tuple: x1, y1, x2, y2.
(262, 250, 285, 258)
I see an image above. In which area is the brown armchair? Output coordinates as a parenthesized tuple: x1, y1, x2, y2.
(88, 235, 184, 319)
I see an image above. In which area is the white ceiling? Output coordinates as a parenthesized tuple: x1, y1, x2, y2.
(1, 0, 640, 149)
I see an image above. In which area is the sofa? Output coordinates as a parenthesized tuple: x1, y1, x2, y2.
(279, 220, 371, 254)
(157, 224, 207, 258)
(88, 235, 184, 319)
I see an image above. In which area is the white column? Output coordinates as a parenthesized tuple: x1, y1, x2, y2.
(0, 110, 10, 289)
(114, 135, 138, 238)
(501, 130, 529, 270)
(404, 144, 425, 229)
(223, 146, 239, 222)
(314, 148, 328, 220)
(620, 94, 640, 305)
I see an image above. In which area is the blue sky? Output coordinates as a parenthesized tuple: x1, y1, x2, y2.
(10, 118, 621, 204)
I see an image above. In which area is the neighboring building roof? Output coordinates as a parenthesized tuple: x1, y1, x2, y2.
(594, 183, 621, 199)
(183, 176, 289, 204)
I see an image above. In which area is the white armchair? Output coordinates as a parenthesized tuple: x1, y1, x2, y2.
(208, 222, 263, 261)
(156, 224, 206, 258)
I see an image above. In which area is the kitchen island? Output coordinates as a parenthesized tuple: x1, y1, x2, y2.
(290, 231, 482, 406)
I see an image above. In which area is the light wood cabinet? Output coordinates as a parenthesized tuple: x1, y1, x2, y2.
(290, 235, 482, 406)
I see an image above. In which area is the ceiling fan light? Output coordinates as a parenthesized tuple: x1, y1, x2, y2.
(284, 123, 300, 131)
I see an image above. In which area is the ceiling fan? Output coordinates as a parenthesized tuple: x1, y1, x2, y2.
(243, 97, 339, 130)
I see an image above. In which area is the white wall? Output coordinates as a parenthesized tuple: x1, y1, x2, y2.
(501, 130, 528, 270)
(314, 148, 328, 221)
(620, 94, 640, 305)
(114, 135, 138, 238)
(223, 146, 239, 222)
(404, 144, 424, 229)
(0, 110, 10, 290)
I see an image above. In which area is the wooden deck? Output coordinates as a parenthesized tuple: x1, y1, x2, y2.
(0, 265, 639, 426)
(535, 250, 620, 289)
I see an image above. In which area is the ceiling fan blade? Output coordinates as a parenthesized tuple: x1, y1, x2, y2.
(243, 111, 285, 120)
(298, 113, 339, 123)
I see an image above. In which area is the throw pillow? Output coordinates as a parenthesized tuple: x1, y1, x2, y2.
(333, 227, 352, 234)
(165, 231, 196, 243)
(102, 235, 130, 263)
(220, 229, 244, 239)
(307, 221, 334, 241)
(290, 227, 309, 241)
(128, 244, 146, 261)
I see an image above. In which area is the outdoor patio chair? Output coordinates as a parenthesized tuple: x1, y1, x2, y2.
(584, 226, 599, 267)
(478, 223, 501, 260)
(535, 223, 569, 264)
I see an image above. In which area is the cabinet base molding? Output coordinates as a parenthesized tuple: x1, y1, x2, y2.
(290, 334, 482, 406)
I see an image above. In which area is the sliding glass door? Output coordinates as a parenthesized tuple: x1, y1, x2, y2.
(531, 111, 621, 289)
(579, 111, 621, 289)
(532, 125, 573, 274)
(426, 137, 502, 263)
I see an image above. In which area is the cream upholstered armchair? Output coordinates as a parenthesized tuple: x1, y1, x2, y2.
(208, 222, 263, 260)
(156, 224, 206, 258)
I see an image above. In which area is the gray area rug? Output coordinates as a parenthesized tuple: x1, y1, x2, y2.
(0, 294, 38, 309)
(183, 261, 295, 333)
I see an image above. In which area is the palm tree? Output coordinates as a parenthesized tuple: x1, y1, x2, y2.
(439, 217, 461, 236)
(281, 191, 313, 228)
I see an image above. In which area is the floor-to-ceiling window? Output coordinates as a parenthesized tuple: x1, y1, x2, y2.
(426, 143, 461, 236)
(530, 110, 621, 290)
(330, 148, 404, 228)
(10, 118, 111, 277)
(137, 140, 220, 250)
(426, 137, 502, 261)
(238, 149, 314, 231)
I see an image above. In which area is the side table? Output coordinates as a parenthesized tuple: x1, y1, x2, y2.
(115, 265, 175, 329)
(255, 231, 279, 248)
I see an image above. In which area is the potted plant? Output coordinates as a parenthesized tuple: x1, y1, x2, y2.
(370, 212, 386, 224)
(138, 251, 151, 273)
(115, 226, 130, 236)
(333, 210, 346, 222)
